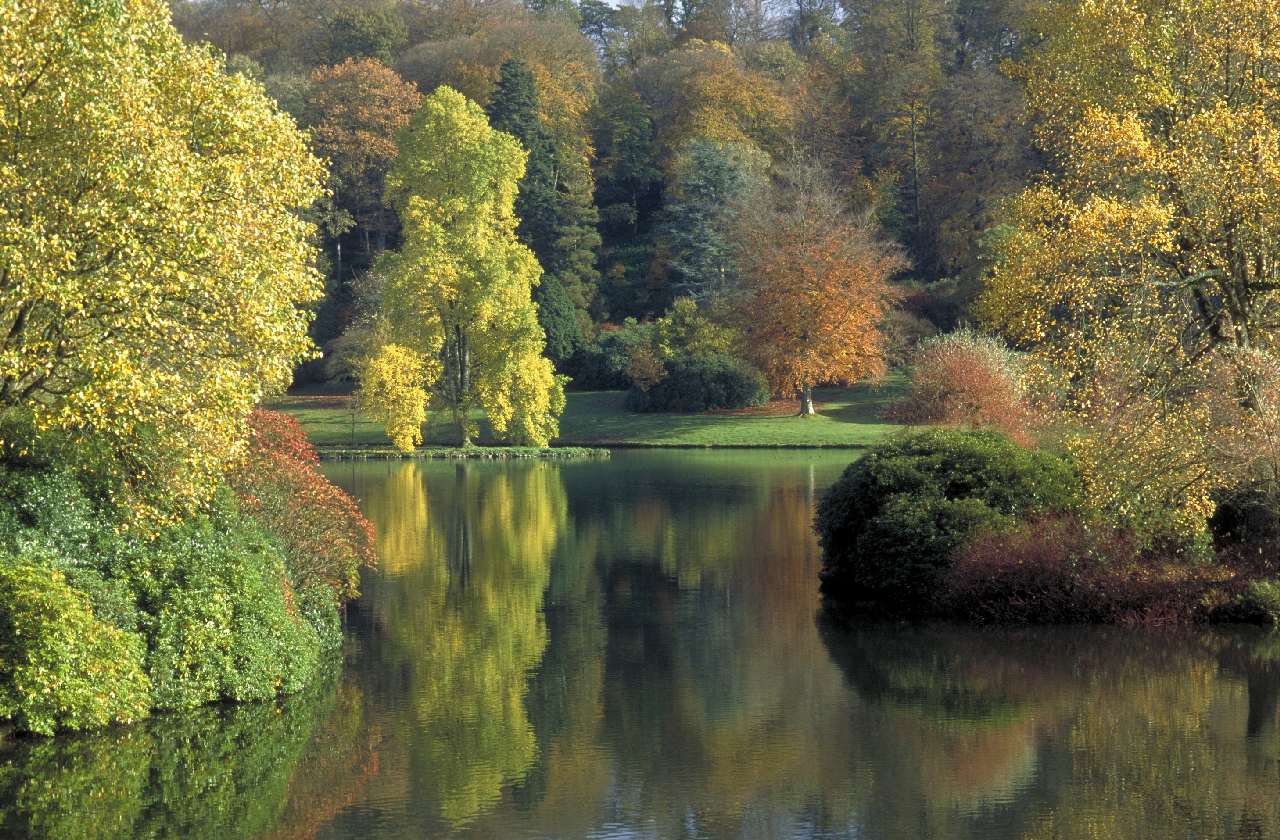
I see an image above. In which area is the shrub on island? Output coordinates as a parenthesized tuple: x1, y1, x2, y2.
(815, 429, 1082, 612)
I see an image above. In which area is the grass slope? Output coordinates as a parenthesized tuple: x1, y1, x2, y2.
(271, 377, 907, 450)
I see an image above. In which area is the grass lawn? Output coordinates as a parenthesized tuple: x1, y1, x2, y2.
(270, 376, 908, 449)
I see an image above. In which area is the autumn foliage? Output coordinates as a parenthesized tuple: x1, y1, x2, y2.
(306, 57, 422, 241)
(890, 330, 1037, 446)
(945, 515, 1259, 626)
(734, 160, 905, 402)
(231, 410, 376, 601)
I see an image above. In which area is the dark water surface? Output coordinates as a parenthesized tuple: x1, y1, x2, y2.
(3, 451, 1280, 839)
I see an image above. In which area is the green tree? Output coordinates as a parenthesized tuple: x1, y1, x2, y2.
(486, 58, 595, 363)
(325, 4, 408, 65)
(660, 137, 768, 301)
(846, 0, 947, 269)
(356, 87, 565, 448)
(0, 0, 325, 520)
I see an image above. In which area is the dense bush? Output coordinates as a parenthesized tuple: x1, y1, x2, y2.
(889, 329, 1037, 445)
(564, 325, 649, 390)
(816, 430, 1081, 609)
(1210, 486, 1280, 549)
(130, 498, 329, 710)
(566, 299, 742, 394)
(945, 514, 1280, 625)
(0, 558, 151, 735)
(1229, 579, 1280, 625)
(625, 351, 769, 412)
(231, 410, 375, 601)
(0, 453, 358, 733)
(944, 515, 1151, 624)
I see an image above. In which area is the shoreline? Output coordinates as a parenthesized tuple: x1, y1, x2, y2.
(315, 442, 875, 458)
(317, 446, 611, 460)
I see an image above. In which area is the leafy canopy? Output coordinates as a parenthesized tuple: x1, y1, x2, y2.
(357, 86, 565, 448)
(734, 158, 905, 397)
(0, 0, 325, 520)
(981, 0, 1280, 537)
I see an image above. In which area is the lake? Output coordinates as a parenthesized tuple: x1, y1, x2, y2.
(2, 451, 1278, 839)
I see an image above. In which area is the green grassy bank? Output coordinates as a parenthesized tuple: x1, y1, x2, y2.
(271, 377, 907, 451)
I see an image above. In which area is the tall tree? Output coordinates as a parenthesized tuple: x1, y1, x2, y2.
(356, 87, 564, 448)
(395, 13, 600, 150)
(981, 0, 1280, 537)
(659, 138, 768, 301)
(591, 83, 666, 318)
(306, 58, 422, 256)
(1, 0, 325, 520)
(846, 0, 947, 270)
(635, 38, 794, 161)
(734, 159, 906, 414)
(325, 3, 408, 64)
(486, 59, 601, 363)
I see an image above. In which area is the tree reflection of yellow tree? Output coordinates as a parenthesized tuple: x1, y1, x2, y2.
(1019, 633, 1280, 840)
(365, 462, 565, 830)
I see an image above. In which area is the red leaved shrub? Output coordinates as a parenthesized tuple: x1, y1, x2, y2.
(944, 515, 1239, 625)
(231, 410, 375, 601)
(890, 329, 1038, 446)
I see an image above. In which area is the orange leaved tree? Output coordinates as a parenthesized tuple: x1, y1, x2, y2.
(733, 158, 906, 415)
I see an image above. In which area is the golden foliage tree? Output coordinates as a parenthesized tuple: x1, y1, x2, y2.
(305, 57, 422, 252)
(0, 0, 325, 519)
(356, 86, 564, 448)
(981, 0, 1280, 537)
(396, 14, 598, 155)
(734, 159, 905, 414)
(635, 39, 794, 162)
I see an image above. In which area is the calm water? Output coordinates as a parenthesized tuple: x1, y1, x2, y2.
(3, 451, 1280, 839)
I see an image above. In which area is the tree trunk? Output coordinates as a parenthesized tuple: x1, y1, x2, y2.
(453, 328, 472, 446)
(798, 384, 816, 416)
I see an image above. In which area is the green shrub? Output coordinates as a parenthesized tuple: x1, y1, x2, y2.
(1210, 486, 1280, 549)
(0, 463, 339, 732)
(129, 497, 326, 710)
(1228, 579, 1280, 625)
(625, 351, 769, 412)
(566, 324, 652, 390)
(816, 429, 1081, 610)
(0, 557, 151, 735)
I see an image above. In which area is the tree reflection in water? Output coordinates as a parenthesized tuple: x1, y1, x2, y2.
(5, 453, 1280, 840)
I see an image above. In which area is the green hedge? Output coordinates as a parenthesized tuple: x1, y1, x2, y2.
(816, 429, 1081, 611)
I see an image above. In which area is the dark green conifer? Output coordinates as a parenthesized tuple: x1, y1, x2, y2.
(486, 59, 600, 363)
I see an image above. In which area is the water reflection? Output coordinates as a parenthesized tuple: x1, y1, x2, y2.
(819, 623, 1280, 839)
(351, 462, 564, 831)
(0, 670, 377, 840)
(3, 452, 1280, 839)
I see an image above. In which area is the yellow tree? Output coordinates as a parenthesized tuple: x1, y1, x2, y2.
(980, 0, 1280, 537)
(734, 158, 905, 414)
(0, 0, 324, 519)
(357, 86, 564, 448)
(635, 39, 794, 162)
